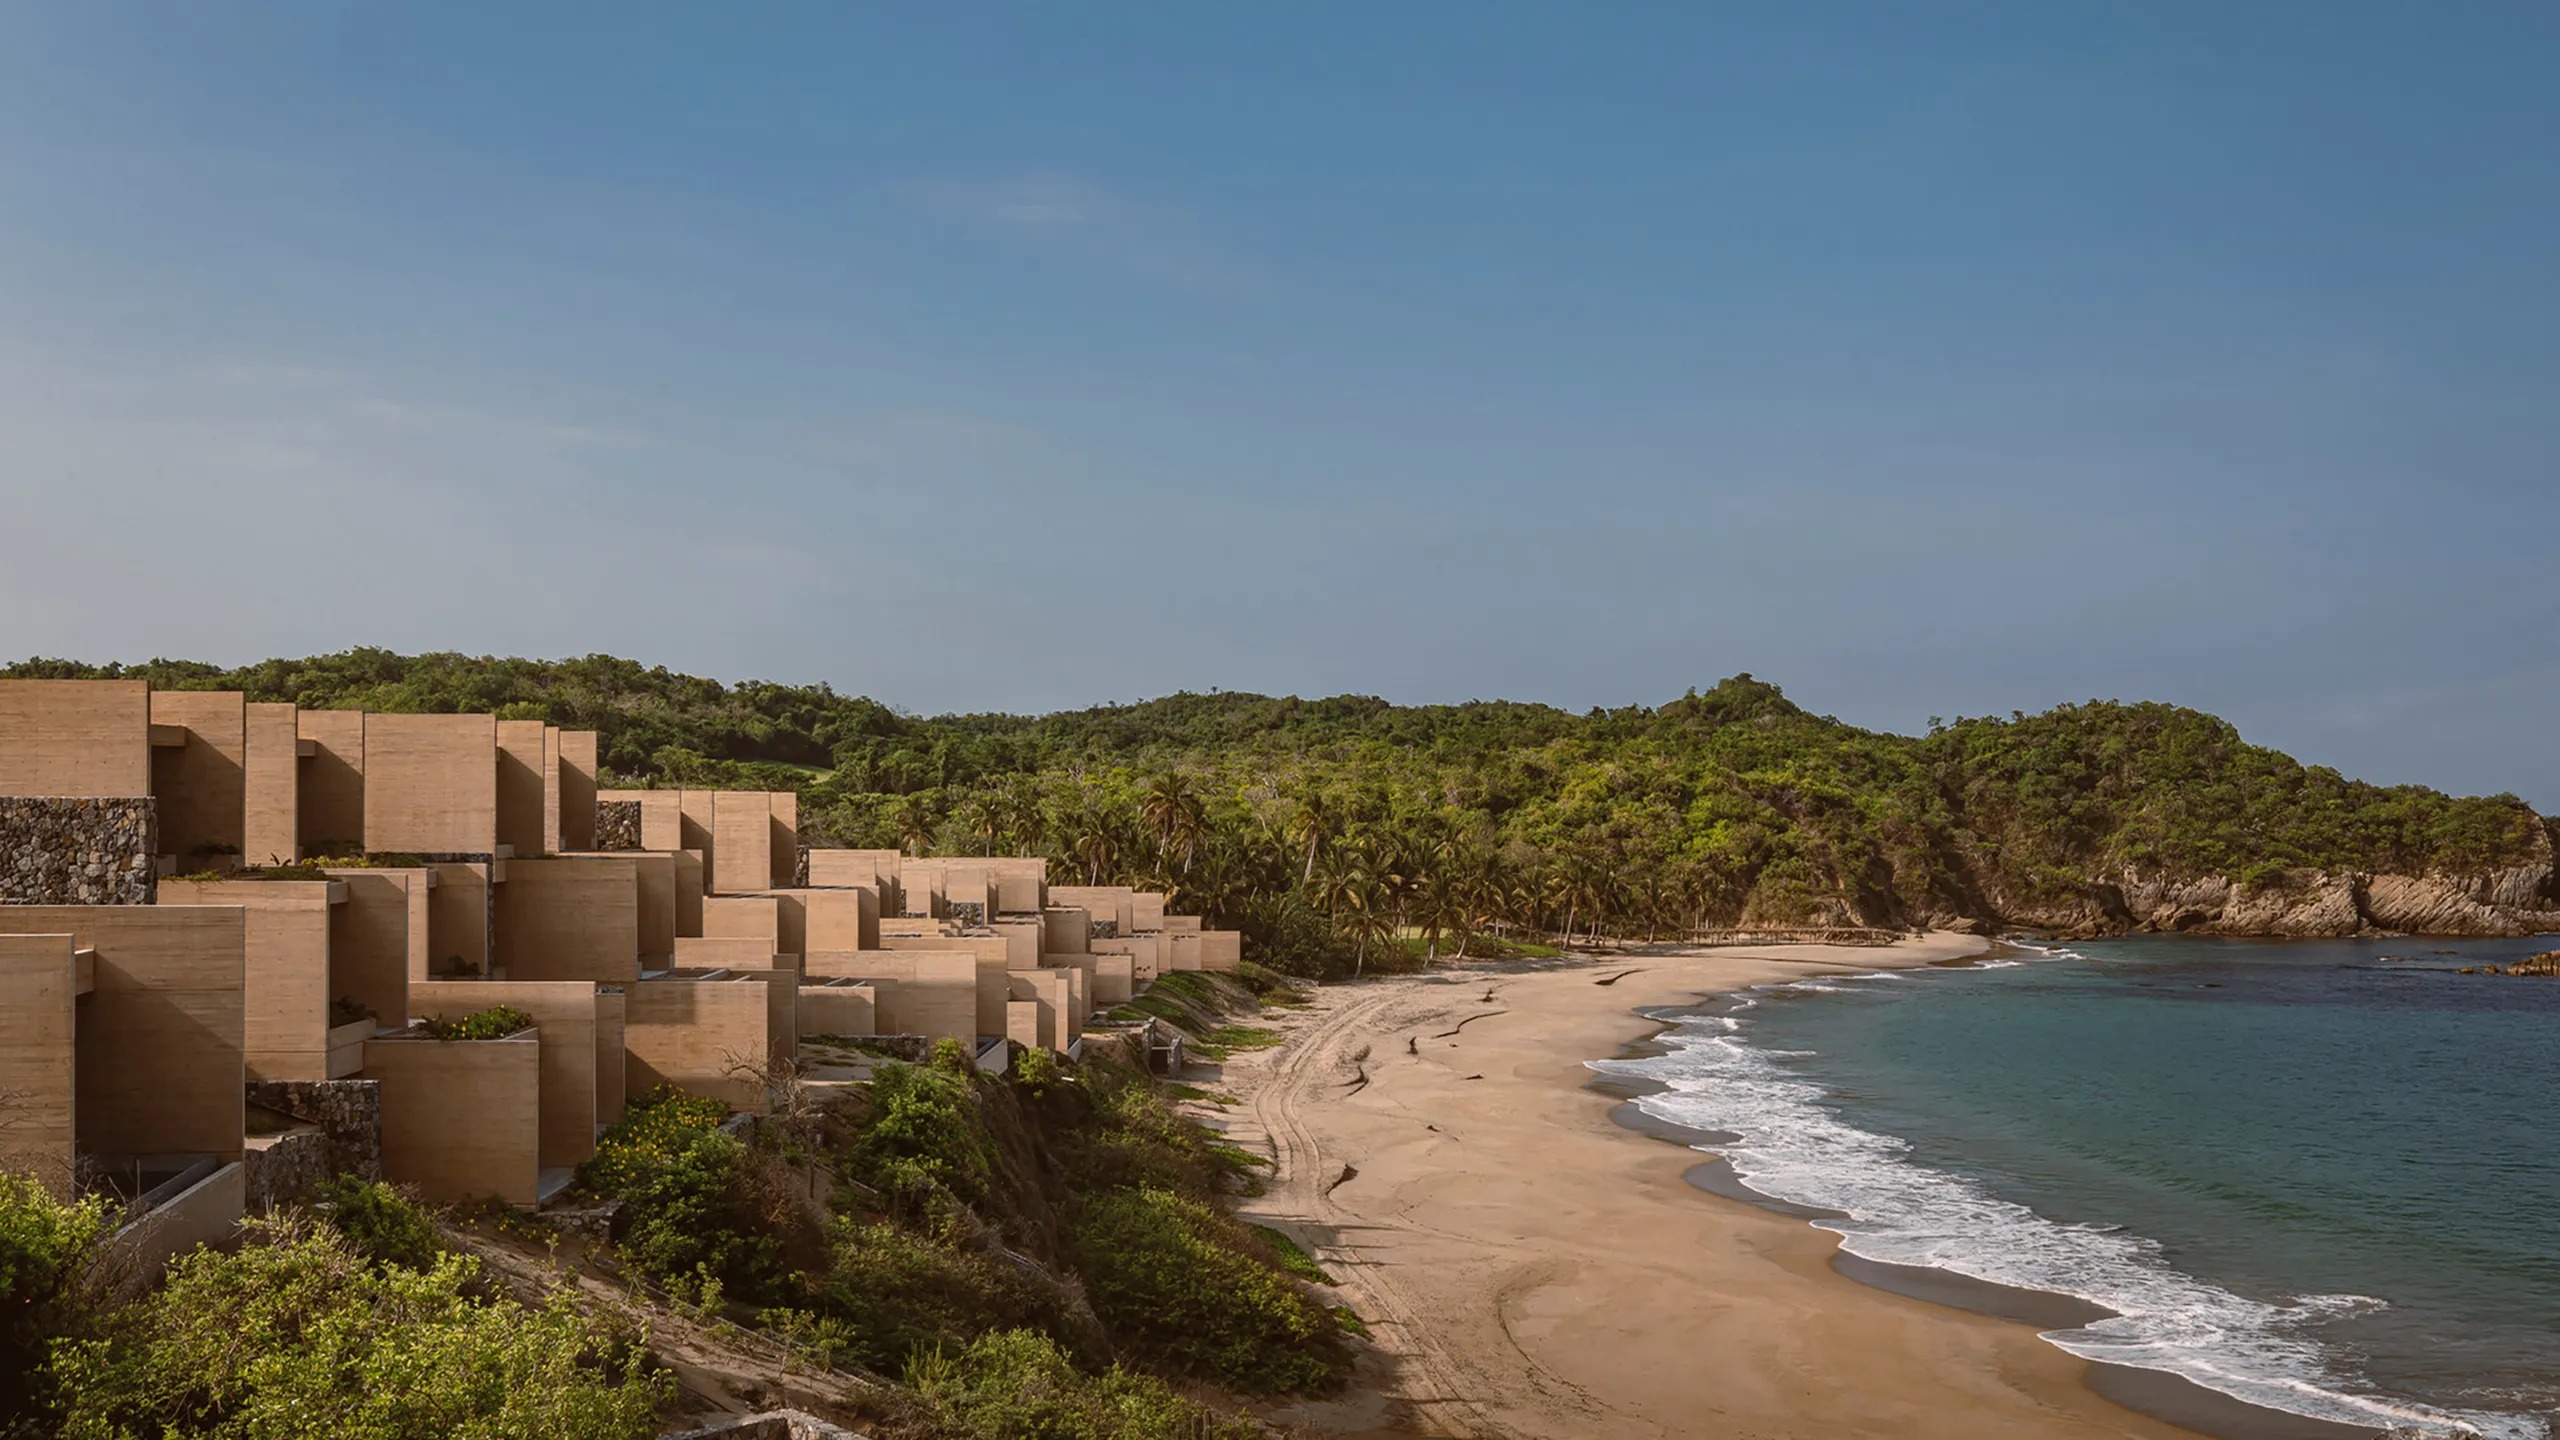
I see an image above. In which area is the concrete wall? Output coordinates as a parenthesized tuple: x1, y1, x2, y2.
(1092, 952, 1136, 1006)
(110, 1161, 246, 1282)
(710, 792, 775, 897)
(672, 849, 705, 938)
(681, 791, 720, 891)
(884, 936, 1012, 1037)
(802, 951, 975, 1043)
(495, 719, 551, 858)
(0, 933, 78, 1190)
(702, 895, 782, 949)
(1043, 907, 1091, 955)
(992, 918, 1043, 970)
(0, 906, 245, 1162)
(1005, 999, 1040, 1053)
(295, 710, 366, 853)
(242, 702, 299, 868)
(151, 690, 246, 861)
(595, 989, 625, 1124)
(797, 982, 875, 1039)
(0, 679, 149, 796)
(674, 936, 777, 969)
(160, 879, 333, 1083)
(1168, 933, 1202, 971)
(722, 968, 798, 1065)
(411, 980, 602, 1167)
(1051, 886, 1134, 937)
(427, 862, 490, 978)
(550, 853, 675, 965)
(327, 874, 413, 1028)
(624, 979, 771, 1113)
(495, 857, 640, 984)
(796, 887, 876, 952)
(804, 849, 899, 890)
(1092, 935, 1159, 986)
(1132, 893, 1167, 933)
(1199, 930, 1242, 973)
(362, 713, 497, 856)
(1008, 971, 1067, 1052)
(558, 731, 598, 852)
(988, 858, 1046, 915)
(364, 1032, 540, 1203)
(768, 792, 798, 890)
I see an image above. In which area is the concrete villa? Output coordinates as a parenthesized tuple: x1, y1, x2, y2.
(0, 678, 1238, 1262)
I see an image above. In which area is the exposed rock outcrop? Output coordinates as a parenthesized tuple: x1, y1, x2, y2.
(1977, 866, 2559, 940)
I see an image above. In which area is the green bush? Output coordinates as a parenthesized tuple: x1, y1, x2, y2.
(415, 1006, 535, 1042)
(848, 1063, 992, 1214)
(312, 1177, 441, 1271)
(1011, 1045, 1060, 1094)
(1072, 1187, 1345, 1396)
(0, 1174, 114, 1423)
(43, 1218, 669, 1440)
(905, 1329, 1263, 1440)
(578, 1087, 730, 1196)
(816, 1222, 1084, 1373)
(613, 1129, 785, 1300)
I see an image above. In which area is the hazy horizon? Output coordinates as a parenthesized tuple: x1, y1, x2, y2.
(5, 6, 2555, 806)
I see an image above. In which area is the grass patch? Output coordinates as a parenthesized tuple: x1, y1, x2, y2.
(1071, 1186, 1348, 1396)
(1247, 1224, 1334, 1286)
(1161, 1083, 1238, 1106)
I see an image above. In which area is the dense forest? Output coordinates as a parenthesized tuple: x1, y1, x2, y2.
(14, 650, 2551, 971)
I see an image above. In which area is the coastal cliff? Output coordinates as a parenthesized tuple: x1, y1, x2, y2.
(1958, 862, 2560, 939)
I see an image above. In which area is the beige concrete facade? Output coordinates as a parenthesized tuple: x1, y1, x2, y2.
(804, 848, 900, 892)
(673, 936, 779, 970)
(1132, 892, 1168, 933)
(594, 988, 626, 1124)
(797, 981, 875, 1039)
(151, 690, 247, 862)
(0, 933, 79, 1189)
(709, 791, 775, 896)
(495, 719, 552, 859)
(558, 730, 598, 852)
(1199, 930, 1242, 972)
(411, 980, 604, 1167)
(719, 968, 798, 1065)
(702, 894, 782, 949)
(326, 867, 432, 990)
(624, 978, 770, 1113)
(295, 709, 366, 852)
(1092, 951, 1136, 1006)
(427, 862, 491, 978)
(557, 851, 676, 964)
(1007, 970, 1068, 1052)
(363, 713, 499, 855)
(1051, 886, 1135, 937)
(159, 879, 337, 1083)
(242, 701, 300, 867)
(0, 906, 245, 1163)
(803, 951, 975, 1043)
(365, 1031, 540, 1204)
(0, 680, 150, 796)
(495, 857, 641, 984)
(1043, 907, 1092, 955)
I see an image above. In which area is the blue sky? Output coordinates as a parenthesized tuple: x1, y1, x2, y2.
(3, 4, 2555, 802)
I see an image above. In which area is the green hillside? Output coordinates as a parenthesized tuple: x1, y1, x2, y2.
(14, 650, 2546, 971)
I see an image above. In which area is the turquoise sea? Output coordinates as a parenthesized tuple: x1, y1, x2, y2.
(1592, 936, 2559, 1438)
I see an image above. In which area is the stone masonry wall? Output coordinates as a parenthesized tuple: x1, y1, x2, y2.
(243, 1079, 382, 1203)
(0, 797, 155, 904)
(594, 799, 643, 851)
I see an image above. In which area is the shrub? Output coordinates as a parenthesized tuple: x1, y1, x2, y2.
(1011, 1045, 1060, 1094)
(905, 1328, 1263, 1440)
(0, 1174, 114, 1423)
(43, 1218, 669, 1440)
(1071, 1186, 1345, 1395)
(817, 1222, 1085, 1373)
(313, 1177, 441, 1271)
(578, 1087, 730, 1197)
(416, 1006, 535, 1042)
(614, 1129, 786, 1300)
(848, 1063, 991, 1214)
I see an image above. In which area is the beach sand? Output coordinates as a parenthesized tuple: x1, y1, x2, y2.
(1207, 936, 2216, 1440)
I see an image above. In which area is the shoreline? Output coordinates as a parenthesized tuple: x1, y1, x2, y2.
(1206, 937, 2379, 1440)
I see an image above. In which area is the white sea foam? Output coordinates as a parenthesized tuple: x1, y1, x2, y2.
(1589, 985, 2544, 1440)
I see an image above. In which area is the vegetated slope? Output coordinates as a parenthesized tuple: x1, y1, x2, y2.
(16, 651, 2555, 943)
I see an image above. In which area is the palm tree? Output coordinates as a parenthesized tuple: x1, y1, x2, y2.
(895, 796, 937, 857)
(1072, 820, 1118, 886)
(1139, 772, 1208, 873)
(958, 791, 1002, 857)
(1285, 790, 1332, 884)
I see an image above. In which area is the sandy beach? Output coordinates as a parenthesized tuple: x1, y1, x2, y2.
(1205, 936, 2216, 1440)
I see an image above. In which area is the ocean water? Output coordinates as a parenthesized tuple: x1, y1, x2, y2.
(1592, 936, 2560, 1439)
